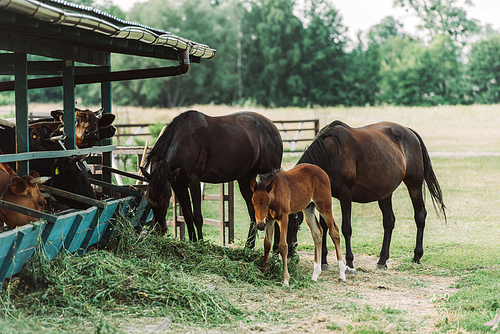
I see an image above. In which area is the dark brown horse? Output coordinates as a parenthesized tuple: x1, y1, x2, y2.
(251, 163, 346, 286)
(288, 120, 446, 273)
(142, 110, 283, 242)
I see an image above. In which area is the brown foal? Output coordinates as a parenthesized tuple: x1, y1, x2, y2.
(251, 163, 346, 286)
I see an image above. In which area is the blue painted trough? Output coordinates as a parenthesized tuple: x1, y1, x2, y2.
(0, 192, 153, 289)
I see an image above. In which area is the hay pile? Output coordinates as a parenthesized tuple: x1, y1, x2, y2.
(0, 219, 310, 327)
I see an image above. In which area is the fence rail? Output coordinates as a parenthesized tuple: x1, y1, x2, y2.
(115, 119, 319, 152)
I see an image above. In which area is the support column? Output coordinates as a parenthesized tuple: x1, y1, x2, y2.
(101, 65, 113, 192)
(63, 60, 75, 149)
(14, 53, 29, 176)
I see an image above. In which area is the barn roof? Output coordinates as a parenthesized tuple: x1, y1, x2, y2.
(0, 0, 216, 64)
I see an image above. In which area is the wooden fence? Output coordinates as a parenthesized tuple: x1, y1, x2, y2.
(114, 119, 319, 152)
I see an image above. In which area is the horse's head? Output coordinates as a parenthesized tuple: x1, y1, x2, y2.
(141, 163, 180, 232)
(250, 173, 276, 230)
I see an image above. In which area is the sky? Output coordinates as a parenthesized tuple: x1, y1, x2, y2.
(105, 0, 500, 41)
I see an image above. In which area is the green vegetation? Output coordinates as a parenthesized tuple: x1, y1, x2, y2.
(4, 0, 500, 108)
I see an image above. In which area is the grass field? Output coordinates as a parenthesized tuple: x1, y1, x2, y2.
(1, 104, 500, 333)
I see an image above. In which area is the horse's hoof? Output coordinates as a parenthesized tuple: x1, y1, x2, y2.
(321, 264, 329, 271)
(376, 263, 388, 270)
(346, 267, 356, 275)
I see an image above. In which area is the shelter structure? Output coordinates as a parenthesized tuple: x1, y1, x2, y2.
(0, 0, 215, 287)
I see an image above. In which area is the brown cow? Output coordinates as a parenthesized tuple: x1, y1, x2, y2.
(27, 108, 116, 149)
(0, 162, 47, 230)
(50, 108, 115, 148)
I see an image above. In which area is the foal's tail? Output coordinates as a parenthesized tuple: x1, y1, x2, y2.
(410, 129, 447, 222)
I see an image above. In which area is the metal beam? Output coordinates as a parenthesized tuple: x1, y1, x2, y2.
(0, 65, 188, 92)
(0, 145, 116, 163)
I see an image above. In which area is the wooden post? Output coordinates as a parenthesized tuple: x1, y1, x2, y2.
(220, 182, 225, 245)
(228, 181, 234, 244)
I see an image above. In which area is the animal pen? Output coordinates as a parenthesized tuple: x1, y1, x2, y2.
(0, 0, 215, 288)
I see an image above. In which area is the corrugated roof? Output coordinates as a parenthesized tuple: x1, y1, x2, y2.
(0, 0, 216, 59)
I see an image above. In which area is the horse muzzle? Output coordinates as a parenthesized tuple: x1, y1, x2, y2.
(256, 220, 266, 231)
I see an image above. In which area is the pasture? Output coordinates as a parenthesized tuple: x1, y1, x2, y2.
(1, 104, 500, 333)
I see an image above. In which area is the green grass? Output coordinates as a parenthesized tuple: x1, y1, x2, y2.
(198, 155, 500, 332)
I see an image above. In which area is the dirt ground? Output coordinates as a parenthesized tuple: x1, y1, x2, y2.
(121, 252, 457, 334)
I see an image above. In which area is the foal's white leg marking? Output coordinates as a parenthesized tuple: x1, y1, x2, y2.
(312, 262, 322, 281)
(338, 260, 346, 282)
(303, 204, 324, 282)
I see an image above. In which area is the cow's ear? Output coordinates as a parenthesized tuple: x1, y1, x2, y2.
(50, 109, 64, 121)
(51, 163, 65, 176)
(29, 170, 41, 178)
(98, 113, 115, 126)
(10, 176, 28, 195)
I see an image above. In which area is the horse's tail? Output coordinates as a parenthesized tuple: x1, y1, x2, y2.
(410, 129, 447, 222)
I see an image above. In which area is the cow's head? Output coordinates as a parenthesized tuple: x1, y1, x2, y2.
(49, 156, 96, 209)
(50, 108, 116, 148)
(0, 165, 48, 230)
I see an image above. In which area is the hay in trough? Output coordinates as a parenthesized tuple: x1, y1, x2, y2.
(0, 218, 310, 327)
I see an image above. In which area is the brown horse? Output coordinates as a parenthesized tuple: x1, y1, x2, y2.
(289, 120, 446, 272)
(251, 163, 346, 286)
(142, 110, 283, 242)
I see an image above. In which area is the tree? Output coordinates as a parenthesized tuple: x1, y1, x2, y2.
(368, 16, 406, 44)
(467, 33, 500, 103)
(393, 0, 480, 46)
(297, 0, 350, 106)
(240, 0, 304, 107)
(113, 0, 239, 107)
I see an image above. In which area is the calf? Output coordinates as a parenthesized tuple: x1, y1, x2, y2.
(0, 121, 96, 209)
(0, 162, 47, 230)
(49, 108, 116, 148)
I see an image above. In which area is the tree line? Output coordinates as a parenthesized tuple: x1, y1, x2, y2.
(3, 0, 500, 108)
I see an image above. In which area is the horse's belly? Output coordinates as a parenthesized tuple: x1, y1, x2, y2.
(200, 167, 251, 183)
(350, 182, 400, 203)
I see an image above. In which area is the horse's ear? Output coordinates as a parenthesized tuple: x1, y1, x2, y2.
(250, 178, 257, 192)
(167, 168, 180, 182)
(266, 179, 275, 193)
(140, 167, 151, 181)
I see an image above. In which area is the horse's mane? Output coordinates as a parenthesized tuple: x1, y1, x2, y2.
(144, 110, 198, 206)
(298, 120, 349, 175)
(145, 110, 197, 167)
